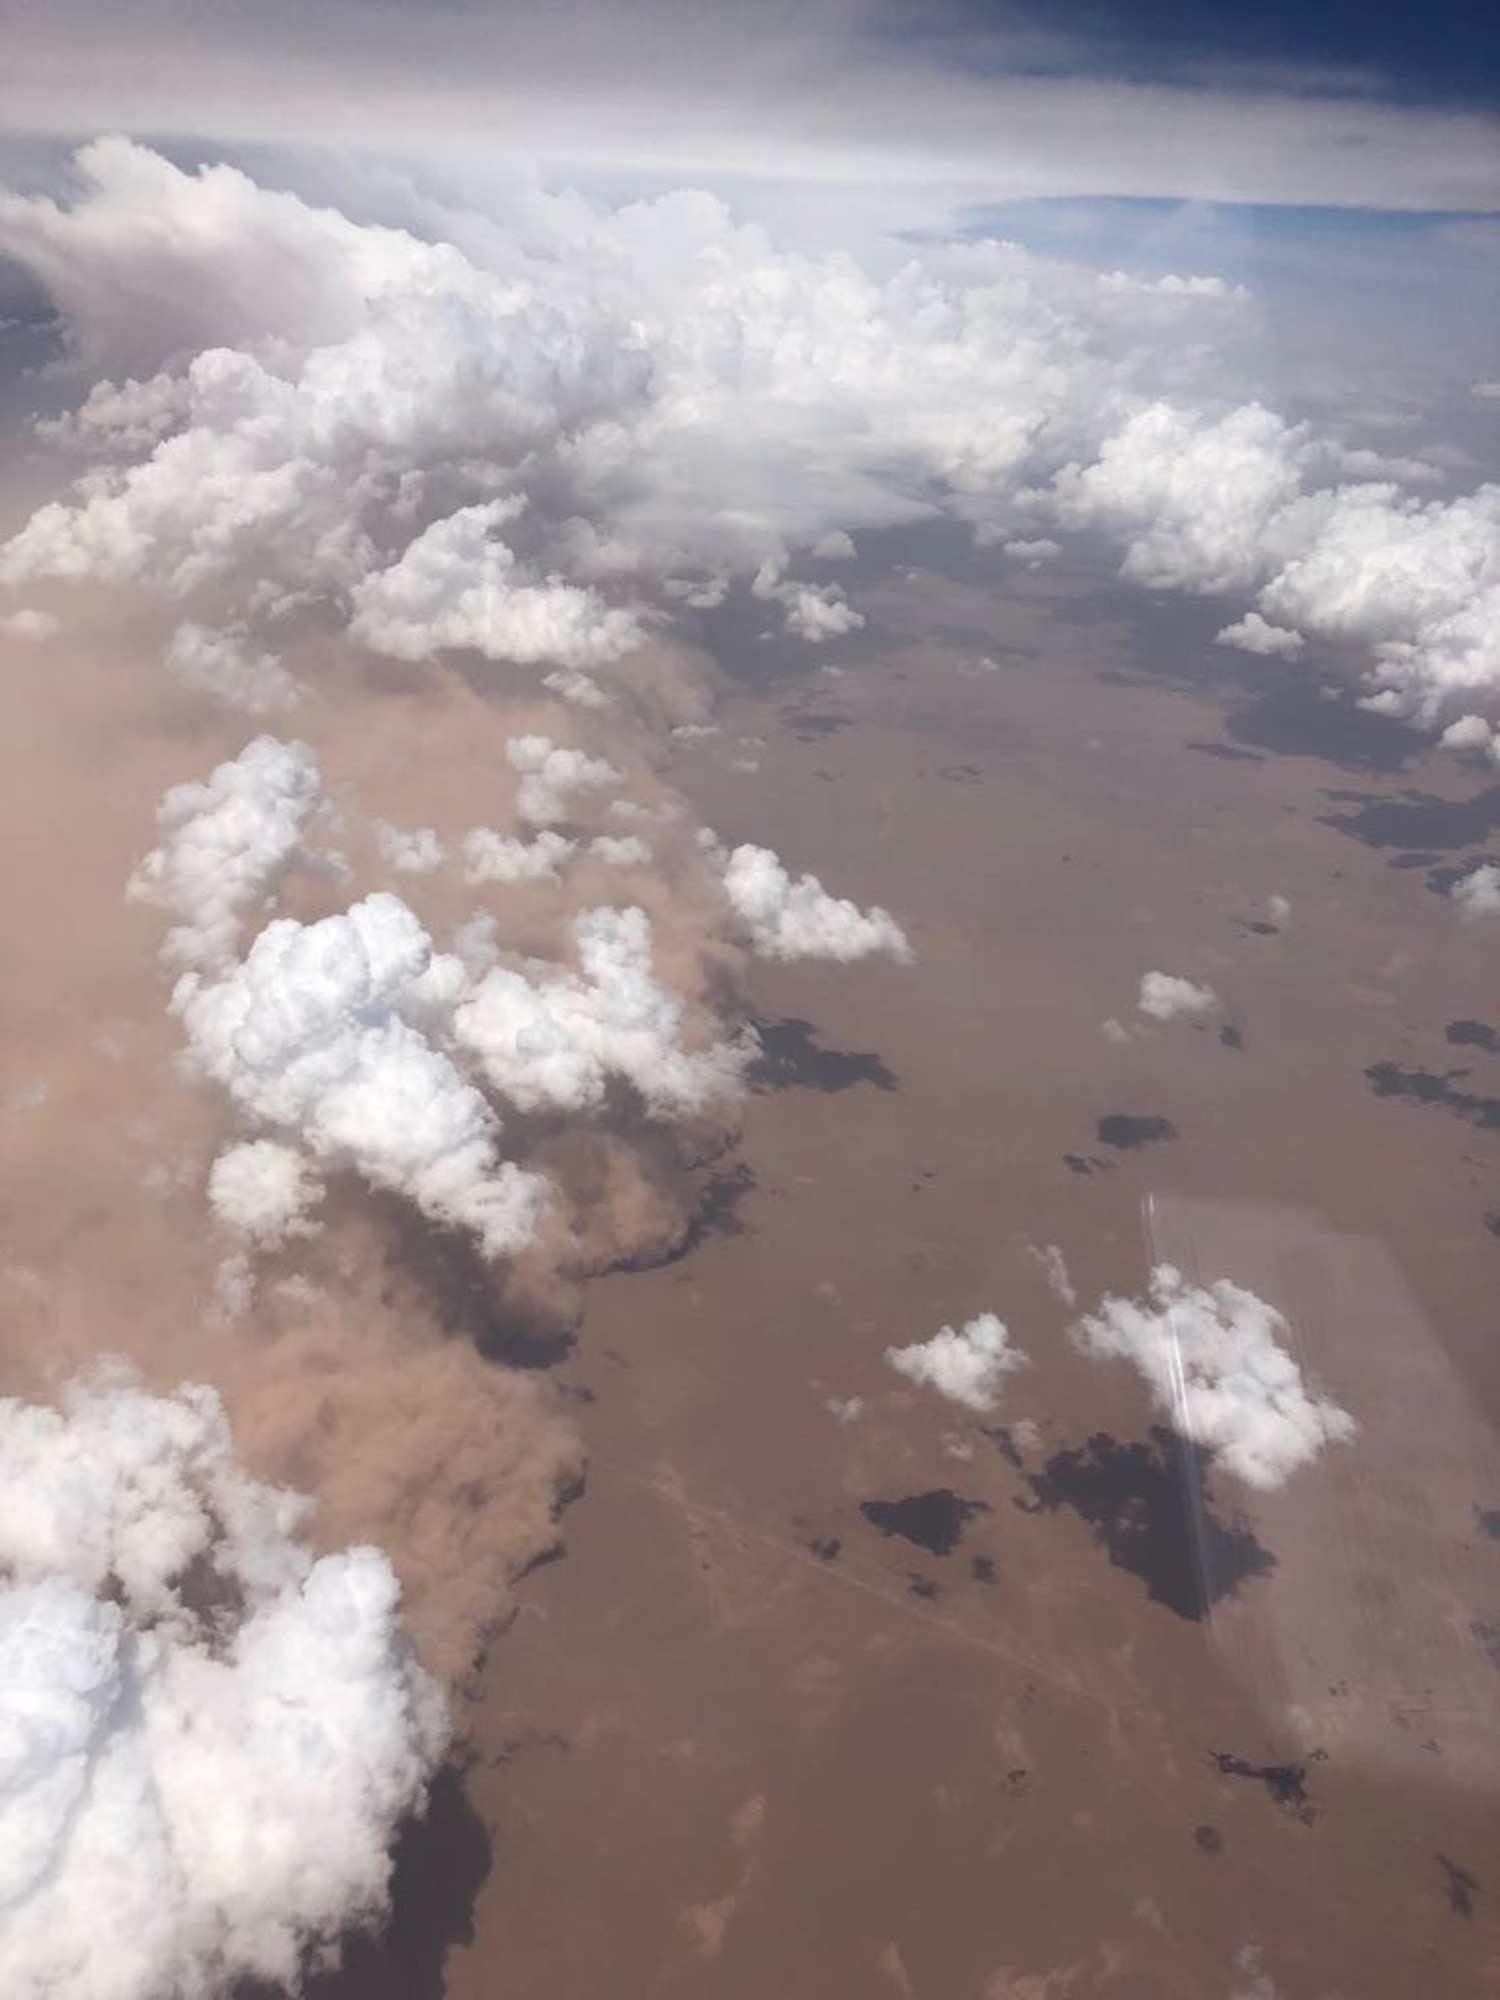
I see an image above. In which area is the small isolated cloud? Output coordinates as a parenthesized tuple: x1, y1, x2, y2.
(825, 1395, 865, 1423)
(349, 501, 644, 669)
(166, 622, 300, 713)
(1440, 713, 1500, 765)
(723, 844, 911, 963)
(127, 736, 328, 972)
(1452, 863, 1500, 919)
(0, 1369, 448, 2000)
(886, 1313, 1030, 1413)
(507, 734, 621, 825)
(1214, 611, 1304, 658)
(1101, 1016, 1134, 1045)
(1267, 893, 1292, 923)
(588, 834, 651, 868)
(461, 826, 575, 884)
(1471, 382, 1500, 402)
(1138, 971, 1219, 1022)
(373, 819, 445, 875)
(1001, 537, 1061, 566)
(1030, 1243, 1076, 1310)
(751, 559, 863, 642)
(0, 608, 59, 641)
(1072, 1265, 1356, 1489)
(207, 1138, 323, 1245)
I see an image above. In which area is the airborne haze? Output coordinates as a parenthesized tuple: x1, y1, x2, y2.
(0, 4, 1498, 1996)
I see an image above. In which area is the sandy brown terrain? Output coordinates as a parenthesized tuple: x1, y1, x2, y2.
(365, 550, 1500, 2000)
(7, 540, 1500, 2000)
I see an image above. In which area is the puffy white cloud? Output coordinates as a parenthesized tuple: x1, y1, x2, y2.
(1001, 536, 1061, 566)
(1452, 863, 1500, 919)
(588, 834, 651, 868)
(373, 819, 446, 875)
(127, 736, 328, 972)
(454, 905, 743, 1118)
(349, 503, 645, 670)
(507, 734, 621, 825)
(174, 891, 548, 1259)
(461, 826, 576, 885)
(1215, 611, 1304, 658)
(207, 1139, 323, 1245)
(165, 621, 301, 713)
(1267, 893, 1292, 923)
(1258, 484, 1500, 727)
(37, 370, 190, 454)
(1138, 971, 1220, 1022)
(751, 560, 864, 643)
(1057, 402, 1308, 595)
(1439, 713, 1500, 762)
(886, 1314, 1030, 1413)
(0, 609, 60, 641)
(0, 1370, 447, 2000)
(1072, 1265, 1356, 1490)
(722, 844, 911, 963)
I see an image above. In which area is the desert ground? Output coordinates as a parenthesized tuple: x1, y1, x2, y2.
(266, 542, 1500, 1999)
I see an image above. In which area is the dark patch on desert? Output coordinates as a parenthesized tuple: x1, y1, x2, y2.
(1438, 1854, 1480, 1919)
(1096, 1112, 1179, 1150)
(1209, 1751, 1318, 1824)
(1364, 1061, 1500, 1131)
(291, 1768, 493, 2000)
(1020, 1429, 1277, 1621)
(1319, 783, 1500, 851)
(1447, 1020, 1500, 1054)
(747, 1015, 898, 1094)
(1219, 1024, 1244, 1050)
(1188, 739, 1264, 764)
(859, 1490, 989, 1557)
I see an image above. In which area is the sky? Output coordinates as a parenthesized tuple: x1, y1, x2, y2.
(0, 5, 1495, 1996)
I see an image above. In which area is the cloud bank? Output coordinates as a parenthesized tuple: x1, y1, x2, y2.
(2, 142, 1497, 751)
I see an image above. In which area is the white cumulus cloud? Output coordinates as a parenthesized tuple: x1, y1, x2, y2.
(1215, 611, 1304, 658)
(1072, 1265, 1356, 1489)
(1138, 971, 1220, 1022)
(886, 1313, 1030, 1413)
(506, 734, 621, 825)
(165, 622, 301, 713)
(454, 905, 744, 1118)
(207, 1138, 324, 1246)
(373, 820, 446, 875)
(173, 891, 548, 1260)
(349, 502, 645, 670)
(722, 844, 911, 963)
(1452, 863, 1500, 919)
(127, 736, 328, 972)
(0, 1369, 448, 2000)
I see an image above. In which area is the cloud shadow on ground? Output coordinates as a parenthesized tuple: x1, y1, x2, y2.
(1017, 1427, 1277, 1621)
(748, 1015, 898, 1094)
